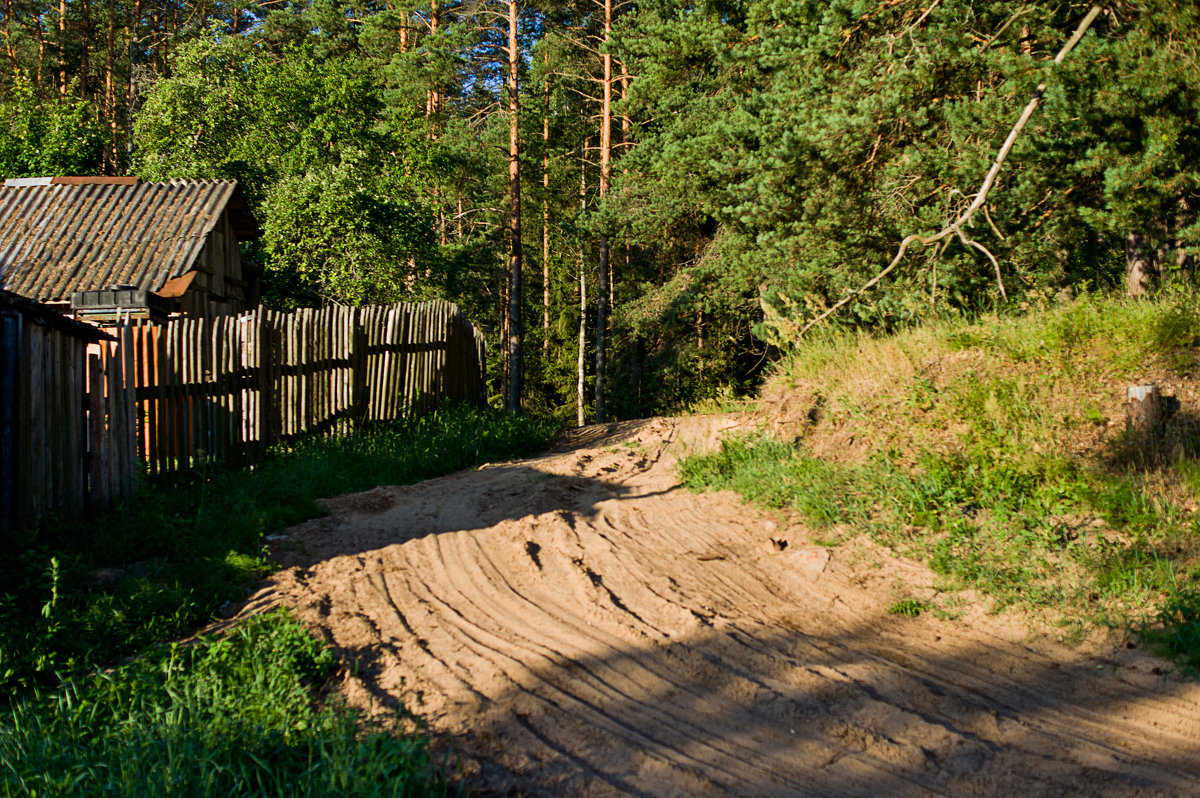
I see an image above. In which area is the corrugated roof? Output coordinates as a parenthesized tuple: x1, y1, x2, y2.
(0, 179, 260, 303)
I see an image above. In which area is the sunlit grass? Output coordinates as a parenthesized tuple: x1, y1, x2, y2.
(1, 609, 449, 797)
(684, 290, 1200, 663)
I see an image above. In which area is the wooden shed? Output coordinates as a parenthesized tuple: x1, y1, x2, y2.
(0, 288, 132, 530)
(0, 176, 261, 321)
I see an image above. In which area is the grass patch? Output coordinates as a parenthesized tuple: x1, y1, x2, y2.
(684, 291, 1200, 664)
(1, 405, 558, 696)
(1, 609, 448, 797)
(1142, 589, 1200, 673)
(888, 599, 927, 617)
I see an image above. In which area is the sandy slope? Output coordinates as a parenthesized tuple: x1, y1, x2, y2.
(241, 416, 1200, 796)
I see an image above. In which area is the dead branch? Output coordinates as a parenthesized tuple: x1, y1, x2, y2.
(983, 4, 1033, 50)
(954, 222, 1006, 300)
(983, 203, 1006, 240)
(907, 0, 943, 34)
(797, 3, 1103, 338)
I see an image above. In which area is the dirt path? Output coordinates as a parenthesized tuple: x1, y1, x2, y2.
(245, 416, 1200, 796)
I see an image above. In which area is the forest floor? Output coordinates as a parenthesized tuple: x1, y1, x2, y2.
(236, 413, 1200, 797)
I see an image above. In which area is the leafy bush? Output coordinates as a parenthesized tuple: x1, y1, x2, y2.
(0, 610, 448, 797)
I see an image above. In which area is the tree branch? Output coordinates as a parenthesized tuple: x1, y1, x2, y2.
(797, 3, 1103, 338)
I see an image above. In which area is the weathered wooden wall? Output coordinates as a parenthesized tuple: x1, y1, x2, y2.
(0, 312, 137, 530)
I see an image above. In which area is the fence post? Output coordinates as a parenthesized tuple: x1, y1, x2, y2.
(351, 308, 367, 422)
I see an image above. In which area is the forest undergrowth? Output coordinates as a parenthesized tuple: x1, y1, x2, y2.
(682, 290, 1200, 671)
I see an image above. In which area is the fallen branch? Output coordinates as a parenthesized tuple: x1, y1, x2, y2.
(798, 3, 1104, 338)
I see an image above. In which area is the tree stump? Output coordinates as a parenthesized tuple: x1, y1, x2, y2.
(1126, 384, 1164, 441)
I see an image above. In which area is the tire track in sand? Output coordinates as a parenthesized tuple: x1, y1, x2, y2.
(250, 416, 1200, 797)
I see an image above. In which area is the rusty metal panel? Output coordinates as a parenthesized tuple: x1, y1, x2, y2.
(0, 180, 256, 303)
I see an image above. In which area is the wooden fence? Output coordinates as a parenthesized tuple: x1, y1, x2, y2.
(1, 295, 137, 530)
(1, 298, 485, 528)
(117, 300, 485, 478)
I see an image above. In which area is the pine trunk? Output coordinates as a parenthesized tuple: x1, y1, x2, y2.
(595, 0, 612, 423)
(506, 0, 522, 412)
(57, 0, 67, 97)
(104, 0, 116, 172)
(578, 139, 589, 426)
(542, 51, 551, 355)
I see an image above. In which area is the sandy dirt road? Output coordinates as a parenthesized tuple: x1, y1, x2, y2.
(244, 416, 1200, 796)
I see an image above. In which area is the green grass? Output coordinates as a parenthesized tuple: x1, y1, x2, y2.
(1142, 589, 1200, 673)
(1, 609, 449, 797)
(683, 291, 1200, 665)
(888, 599, 927, 617)
(1, 405, 558, 696)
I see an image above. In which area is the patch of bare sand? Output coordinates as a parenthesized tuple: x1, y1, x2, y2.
(241, 415, 1200, 797)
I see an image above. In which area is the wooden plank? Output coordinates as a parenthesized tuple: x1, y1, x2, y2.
(182, 318, 193, 470)
(399, 304, 412, 417)
(243, 315, 251, 451)
(375, 305, 387, 421)
(286, 312, 295, 436)
(284, 311, 291, 437)
(104, 338, 119, 502)
(302, 308, 312, 433)
(245, 314, 256, 454)
(435, 302, 446, 405)
(151, 324, 164, 478)
(314, 307, 323, 432)
(214, 318, 225, 461)
(205, 317, 217, 462)
(112, 328, 129, 504)
(195, 316, 205, 463)
(197, 317, 209, 464)
(45, 329, 58, 513)
(27, 326, 45, 524)
(342, 306, 352, 429)
(172, 319, 185, 475)
(448, 303, 455, 401)
(324, 306, 333, 432)
(363, 307, 376, 421)
(325, 307, 334, 430)
(120, 323, 137, 501)
(65, 333, 82, 517)
(211, 317, 223, 461)
(351, 308, 366, 423)
(99, 338, 112, 507)
(426, 302, 434, 410)
(230, 318, 243, 463)
(334, 306, 341, 427)
(109, 335, 123, 503)
(388, 304, 400, 420)
(397, 305, 410, 415)
(136, 322, 150, 472)
(161, 322, 173, 475)
(379, 305, 393, 421)
(220, 317, 232, 461)
(420, 304, 433, 412)
(290, 312, 299, 436)
(86, 350, 103, 511)
(260, 311, 274, 450)
(240, 315, 252, 455)
(55, 330, 68, 511)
